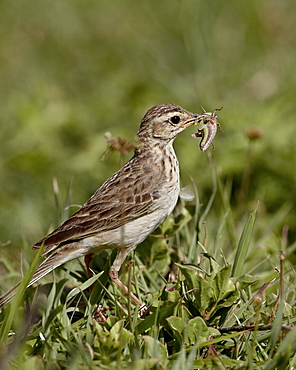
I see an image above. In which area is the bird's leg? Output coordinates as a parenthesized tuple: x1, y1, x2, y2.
(109, 248, 144, 308)
(109, 269, 143, 306)
(85, 250, 145, 319)
(84, 252, 97, 294)
(84, 253, 94, 279)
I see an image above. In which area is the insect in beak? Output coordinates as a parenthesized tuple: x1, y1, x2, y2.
(192, 108, 223, 151)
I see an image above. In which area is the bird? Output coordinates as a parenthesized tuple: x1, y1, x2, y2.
(0, 104, 200, 309)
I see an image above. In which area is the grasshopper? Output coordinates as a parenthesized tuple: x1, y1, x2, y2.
(192, 107, 223, 151)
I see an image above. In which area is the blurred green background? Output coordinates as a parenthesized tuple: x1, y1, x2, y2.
(0, 0, 295, 257)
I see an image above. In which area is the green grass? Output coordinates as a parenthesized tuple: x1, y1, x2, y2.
(0, 160, 295, 369)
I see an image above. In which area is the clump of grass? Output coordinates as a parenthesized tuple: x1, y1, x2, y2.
(0, 153, 295, 369)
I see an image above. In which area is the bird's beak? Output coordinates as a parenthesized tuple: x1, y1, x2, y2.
(181, 114, 201, 128)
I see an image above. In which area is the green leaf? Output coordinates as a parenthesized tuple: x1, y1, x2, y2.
(160, 207, 192, 238)
(150, 237, 169, 262)
(166, 316, 186, 345)
(136, 300, 179, 334)
(110, 319, 125, 340)
(177, 263, 240, 321)
(167, 316, 186, 333)
(143, 336, 168, 366)
(160, 287, 180, 303)
(175, 263, 205, 291)
(179, 264, 214, 313)
(236, 274, 261, 290)
(213, 265, 234, 301)
(185, 317, 211, 345)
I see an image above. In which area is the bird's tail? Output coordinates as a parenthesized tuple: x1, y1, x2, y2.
(0, 244, 85, 308)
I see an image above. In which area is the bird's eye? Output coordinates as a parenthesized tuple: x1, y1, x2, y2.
(170, 116, 180, 124)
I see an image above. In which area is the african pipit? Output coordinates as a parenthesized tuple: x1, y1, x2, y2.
(0, 104, 200, 308)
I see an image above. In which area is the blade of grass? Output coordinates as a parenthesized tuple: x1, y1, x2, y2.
(66, 271, 104, 303)
(198, 152, 217, 228)
(187, 178, 200, 263)
(231, 204, 258, 279)
(89, 249, 117, 305)
(264, 327, 296, 370)
(0, 246, 44, 341)
(217, 173, 236, 248)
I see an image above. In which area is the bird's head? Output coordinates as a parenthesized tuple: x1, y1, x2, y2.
(137, 104, 199, 143)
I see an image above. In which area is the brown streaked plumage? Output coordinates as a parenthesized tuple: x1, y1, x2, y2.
(0, 104, 200, 308)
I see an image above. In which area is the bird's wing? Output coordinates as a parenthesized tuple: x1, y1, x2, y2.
(33, 157, 162, 253)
